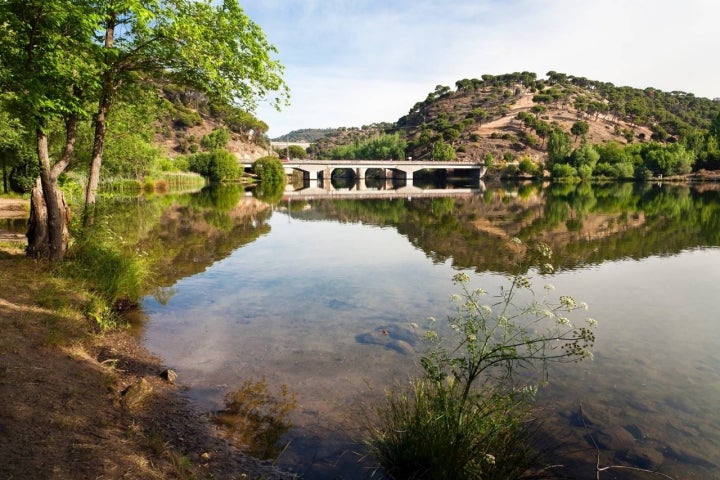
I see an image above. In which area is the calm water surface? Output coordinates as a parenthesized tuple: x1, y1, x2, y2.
(139, 183, 720, 479)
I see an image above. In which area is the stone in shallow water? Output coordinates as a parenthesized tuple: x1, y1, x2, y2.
(619, 446, 665, 470)
(355, 324, 418, 355)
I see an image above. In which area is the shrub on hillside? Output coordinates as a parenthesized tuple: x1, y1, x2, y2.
(187, 149, 240, 182)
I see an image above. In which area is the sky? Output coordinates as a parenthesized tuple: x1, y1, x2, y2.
(240, 0, 720, 138)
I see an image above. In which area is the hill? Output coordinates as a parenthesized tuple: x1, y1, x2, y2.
(306, 72, 720, 170)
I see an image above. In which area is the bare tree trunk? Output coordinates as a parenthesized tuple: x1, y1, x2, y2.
(84, 94, 109, 220)
(84, 12, 116, 214)
(26, 112, 77, 261)
(26, 132, 70, 261)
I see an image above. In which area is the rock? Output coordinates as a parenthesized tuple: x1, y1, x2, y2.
(593, 426, 635, 452)
(619, 447, 664, 470)
(122, 378, 152, 409)
(160, 369, 178, 384)
(355, 324, 418, 355)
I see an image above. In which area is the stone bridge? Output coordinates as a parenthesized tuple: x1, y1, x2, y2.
(242, 159, 486, 185)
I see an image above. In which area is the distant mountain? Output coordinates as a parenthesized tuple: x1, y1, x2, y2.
(271, 128, 342, 143)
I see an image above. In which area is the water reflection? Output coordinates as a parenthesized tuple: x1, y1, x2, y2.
(122, 182, 720, 478)
(212, 377, 297, 460)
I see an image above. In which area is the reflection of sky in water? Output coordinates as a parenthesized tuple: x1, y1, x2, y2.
(143, 211, 720, 479)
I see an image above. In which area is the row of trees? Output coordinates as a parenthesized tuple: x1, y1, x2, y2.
(0, 0, 288, 261)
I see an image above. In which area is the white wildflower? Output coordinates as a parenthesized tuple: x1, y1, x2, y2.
(452, 272, 471, 284)
(408, 322, 419, 329)
(586, 318, 598, 327)
(544, 283, 556, 292)
(560, 295, 576, 309)
(423, 330, 439, 341)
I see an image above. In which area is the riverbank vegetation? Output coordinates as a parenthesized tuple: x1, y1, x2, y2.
(0, 0, 288, 261)
(363, 241, 597, 478)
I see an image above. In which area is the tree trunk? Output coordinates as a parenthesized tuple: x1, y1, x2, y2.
(26, 116, 76, 261)
(26, 134, 70, 261)
(1, 156, 7, 194)
(84, 97, 109, 209)
(84, 13, 116, 212)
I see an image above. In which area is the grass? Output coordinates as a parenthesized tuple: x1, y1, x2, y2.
(364, 379, 541, 480)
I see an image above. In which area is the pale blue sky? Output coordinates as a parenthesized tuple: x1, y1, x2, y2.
(241, 0, 720, 137)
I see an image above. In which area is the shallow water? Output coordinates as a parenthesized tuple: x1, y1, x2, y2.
(139, 183, 720, 479)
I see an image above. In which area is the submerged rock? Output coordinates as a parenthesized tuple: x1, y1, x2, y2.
(355, 324, 418, 355)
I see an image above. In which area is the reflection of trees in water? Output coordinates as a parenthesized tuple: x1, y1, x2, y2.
(302, 182, 720, 273)
(89, 186, 273, 294)
(212, 377, 297, 460)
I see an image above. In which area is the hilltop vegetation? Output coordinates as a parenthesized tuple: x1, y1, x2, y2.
(307, 72, 720, 180)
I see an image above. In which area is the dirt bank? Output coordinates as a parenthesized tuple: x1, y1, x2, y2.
(0, 246, 296, 479)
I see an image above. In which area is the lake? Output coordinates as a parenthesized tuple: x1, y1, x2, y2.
(129, 181, 720, 479)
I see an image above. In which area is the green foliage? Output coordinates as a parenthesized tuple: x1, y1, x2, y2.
(551, 163, 578, 179)
(287, 145, 308, 159)
(187, 149, 240, 182)
(63, 233, 148, 309)
(201, 128, 230, 150)
(252, 156, 285, 183)
(570, 121, 589, 140)
(328, 133, 407, 160)
(431, 140, 456, 161)
(365, 378, 538, 480)
(518, 156, 537, 175)
(366, 240, 597, 478)
(547, 130, 573, 167)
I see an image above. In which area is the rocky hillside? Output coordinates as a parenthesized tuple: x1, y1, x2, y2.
(307, 72, 720, 164)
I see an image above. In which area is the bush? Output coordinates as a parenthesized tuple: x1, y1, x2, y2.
(201, 128, 230, 150)
(252, 156, 285, 183)
(366, 379, 538, 480)
(551, 163, 578, 179)
(187, 149, 240, 182)
(365, 240, 597, 479)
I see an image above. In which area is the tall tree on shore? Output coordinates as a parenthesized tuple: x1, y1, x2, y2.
(0, 0, 288, 260)
(84, 0, 289, 213)
(0, 0, 101, 260)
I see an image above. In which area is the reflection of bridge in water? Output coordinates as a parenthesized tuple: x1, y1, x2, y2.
(281, 179, 486, 201)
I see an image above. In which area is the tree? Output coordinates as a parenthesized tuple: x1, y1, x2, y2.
(0, 110, 27, 194)
(547, 130, 573, 168)
(570, 121, 589, 143)
(1, 0, 288, 260)
(0, 0, 101, 260)
(431, 141, 456, 161)
(84, 0, 289, 211)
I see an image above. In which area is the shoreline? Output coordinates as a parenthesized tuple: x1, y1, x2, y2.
(0, 248, 296, 479)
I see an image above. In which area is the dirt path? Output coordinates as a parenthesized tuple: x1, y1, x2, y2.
(0, 250, 295, 480)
